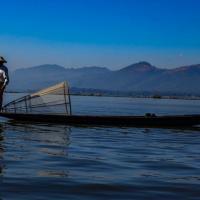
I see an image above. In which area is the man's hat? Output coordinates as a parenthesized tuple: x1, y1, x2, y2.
(0, 56, 7, 63)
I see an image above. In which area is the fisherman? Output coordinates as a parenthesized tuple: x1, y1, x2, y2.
(0, 57, 9, 109)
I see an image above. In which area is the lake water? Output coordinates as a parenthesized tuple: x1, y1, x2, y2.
(0, 95, 200, 199)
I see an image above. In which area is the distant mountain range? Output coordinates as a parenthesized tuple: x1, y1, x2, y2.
(7, 62, 200, 95)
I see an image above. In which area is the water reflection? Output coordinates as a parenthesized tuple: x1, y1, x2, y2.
(0, 123, 5, 200)
(3, 121, 71, 179)
(0, 123, 4, 176)
(8, 121, 71, 145)
(0, 119, 200, 200)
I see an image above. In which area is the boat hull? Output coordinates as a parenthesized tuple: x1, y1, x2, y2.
(1, 112, 200, 127)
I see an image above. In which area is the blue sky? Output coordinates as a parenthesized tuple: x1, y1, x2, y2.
(0, 0, 200, 70)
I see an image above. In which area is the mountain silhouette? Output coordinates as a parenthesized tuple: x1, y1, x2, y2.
(8, 62, 200, 94)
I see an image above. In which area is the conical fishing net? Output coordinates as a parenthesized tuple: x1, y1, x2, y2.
(2, 82, 72, 115)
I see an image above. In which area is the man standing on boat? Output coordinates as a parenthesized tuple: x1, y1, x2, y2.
(0, 57, 9, 109)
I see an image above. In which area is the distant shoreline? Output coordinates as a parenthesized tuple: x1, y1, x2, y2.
(5, 91, 200, 101)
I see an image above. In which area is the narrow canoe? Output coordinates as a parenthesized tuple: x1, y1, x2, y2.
(1, 112, 200, 127)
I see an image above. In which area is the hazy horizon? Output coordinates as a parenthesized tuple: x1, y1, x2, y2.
(0, 0, 200, 70)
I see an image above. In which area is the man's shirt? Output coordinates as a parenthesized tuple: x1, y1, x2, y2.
(0, 65, 9, 86)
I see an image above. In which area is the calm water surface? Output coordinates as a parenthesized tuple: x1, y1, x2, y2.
(0, 95, 200, 199)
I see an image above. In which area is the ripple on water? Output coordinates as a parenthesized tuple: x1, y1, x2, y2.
(0, 121, 200, 199)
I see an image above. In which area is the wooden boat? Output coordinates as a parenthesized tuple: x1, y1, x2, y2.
(1, 82, 200, 127)
(1, 112, 200, 127)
